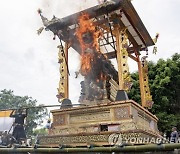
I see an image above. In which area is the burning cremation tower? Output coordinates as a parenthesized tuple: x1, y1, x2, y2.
(38, 0, 159, 146)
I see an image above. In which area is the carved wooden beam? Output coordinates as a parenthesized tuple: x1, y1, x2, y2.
(103, 47, 140, 59)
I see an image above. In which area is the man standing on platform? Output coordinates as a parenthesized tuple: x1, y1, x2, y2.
(10, 109, 27, 144)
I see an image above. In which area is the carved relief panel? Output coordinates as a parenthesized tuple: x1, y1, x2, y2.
(114, 106, 130, 120)
(70, 111, 110, 124)
(53, 114, 66, 126)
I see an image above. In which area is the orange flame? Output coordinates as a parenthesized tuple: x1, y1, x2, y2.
(76, 13, 100, 52)
(76, 13, 101, 76)
(80, 53, 94, 76)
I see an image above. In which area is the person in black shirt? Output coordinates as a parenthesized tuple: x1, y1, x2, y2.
(10, 109, 27, 143)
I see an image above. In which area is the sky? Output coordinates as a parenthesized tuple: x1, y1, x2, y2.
(0, 0, 179, 107)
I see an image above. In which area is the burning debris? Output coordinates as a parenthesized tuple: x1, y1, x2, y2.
(37, 27, 44, 35)
(76, 13, 101, 76)
(38, 8, 119, 104)
(76, 13, 101, 52)
(75, 13, 118, 103)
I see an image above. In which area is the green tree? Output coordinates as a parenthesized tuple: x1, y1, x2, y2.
(0, 89, 48, 135)
(33, 128, 48, 136)
(128, 53, 180, 133)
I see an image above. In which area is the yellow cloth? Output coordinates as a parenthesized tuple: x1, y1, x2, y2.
(0, 110, 13, 117)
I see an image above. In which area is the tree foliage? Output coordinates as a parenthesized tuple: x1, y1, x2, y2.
(0, 89, 48, 135)
(128, 53, 180, 133)
(33, 128, 48, 136)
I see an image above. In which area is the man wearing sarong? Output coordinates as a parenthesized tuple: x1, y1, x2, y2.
(10, 109, 27, 143)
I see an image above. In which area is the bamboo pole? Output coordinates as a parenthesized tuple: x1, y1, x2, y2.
(0, 104, 87, 112)
(0, 143, 180, 153)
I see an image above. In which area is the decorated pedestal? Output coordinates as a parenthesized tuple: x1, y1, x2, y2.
(39, 100, 159, 146)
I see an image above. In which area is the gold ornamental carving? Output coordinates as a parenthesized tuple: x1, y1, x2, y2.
(57, 44, 68, 102)
(120, 122, 137, 131)
(114, 106, 130, 120)
(40, 134, 108, 144)
(141, 56, 154, 109)
(53, 114, 66, 126)
(121, 29, 132, 91)
(70, 111, 110, 124)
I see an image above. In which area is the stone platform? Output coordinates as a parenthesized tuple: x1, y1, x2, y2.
(39, 100, 160, 146)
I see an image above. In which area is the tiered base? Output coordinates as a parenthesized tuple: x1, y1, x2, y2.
(39, 100, 160, 146)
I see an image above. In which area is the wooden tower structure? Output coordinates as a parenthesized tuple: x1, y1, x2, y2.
(38, 0, 159, 146)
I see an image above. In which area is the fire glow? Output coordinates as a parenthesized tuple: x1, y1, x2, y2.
(76, 13, 101, 76)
